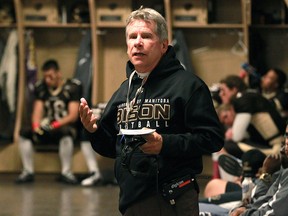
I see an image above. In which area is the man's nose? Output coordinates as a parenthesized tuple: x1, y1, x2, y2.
(135, 36, 143, 46)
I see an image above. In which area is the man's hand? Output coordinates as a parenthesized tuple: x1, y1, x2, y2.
(79, 98, 98, 133)
(261, 154, 282, 175)
(140, 132, 163, 154)
(230, 207, 246, 216)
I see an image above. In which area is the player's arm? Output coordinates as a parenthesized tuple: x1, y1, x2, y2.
(232, 113, 251, 142)
(31, 99, 44, 130)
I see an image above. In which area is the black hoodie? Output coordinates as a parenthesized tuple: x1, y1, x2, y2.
(88, 46, 224, 213)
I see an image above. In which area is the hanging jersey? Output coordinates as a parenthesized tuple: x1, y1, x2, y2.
(73, 30, 92, 101)
(0, 30, 18, 113)
(21, 30, 38, 134)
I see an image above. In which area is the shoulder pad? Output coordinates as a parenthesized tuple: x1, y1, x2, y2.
(34, 80, 43, 88)
(70, 78, 82, 86)
(236, 92, 243, 98)
(34, 80, 46, 91)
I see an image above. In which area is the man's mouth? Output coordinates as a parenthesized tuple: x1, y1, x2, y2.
(133, 52, 145, 56)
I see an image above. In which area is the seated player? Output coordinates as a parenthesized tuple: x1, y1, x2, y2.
(218, 75, 285, 159)
(16, 59, 81, 184)
(256, 68, 288, 119)
(230, 126, 288, 216)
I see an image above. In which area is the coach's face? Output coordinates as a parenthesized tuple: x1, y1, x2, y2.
(126, 20, 168, 73)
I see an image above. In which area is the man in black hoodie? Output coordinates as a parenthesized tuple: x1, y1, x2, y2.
(79, 7, 224, 216)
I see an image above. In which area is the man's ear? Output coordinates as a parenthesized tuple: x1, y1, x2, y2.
(232, 87, 239, 95)
(161, 39, 169, 54)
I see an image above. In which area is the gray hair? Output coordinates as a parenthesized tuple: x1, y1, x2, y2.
(126, 7, 168, 42)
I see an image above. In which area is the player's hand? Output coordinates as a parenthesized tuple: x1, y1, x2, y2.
(33, 126, 43, 135)
(140, 131, 163, 155)
(32, 122, 42, 134)
(41, 123, 53, 132)
(32, 127, 50, 144)
(79, 98, 98, 133)
(39, 120, 60, 133)
(225, 128, 233, 140)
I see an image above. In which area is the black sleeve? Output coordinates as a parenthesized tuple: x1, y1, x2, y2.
(87, 90, 120, 158)
(160, 84, 224, 157)
(34, 80, 46, 100)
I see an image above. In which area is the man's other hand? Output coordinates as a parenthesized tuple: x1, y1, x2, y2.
(79, 98, 98, 133)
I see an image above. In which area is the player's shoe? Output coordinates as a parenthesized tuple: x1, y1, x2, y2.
(59, 172, 78, 185)
(218, 154, 242, 177)
(15, 170, 34, 184)
(81, 172, 102, 186)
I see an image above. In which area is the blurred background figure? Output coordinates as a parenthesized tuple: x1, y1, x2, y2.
(16, 59, 81, 184)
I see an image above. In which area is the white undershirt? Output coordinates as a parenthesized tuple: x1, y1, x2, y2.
(136, 71, 150, 79)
